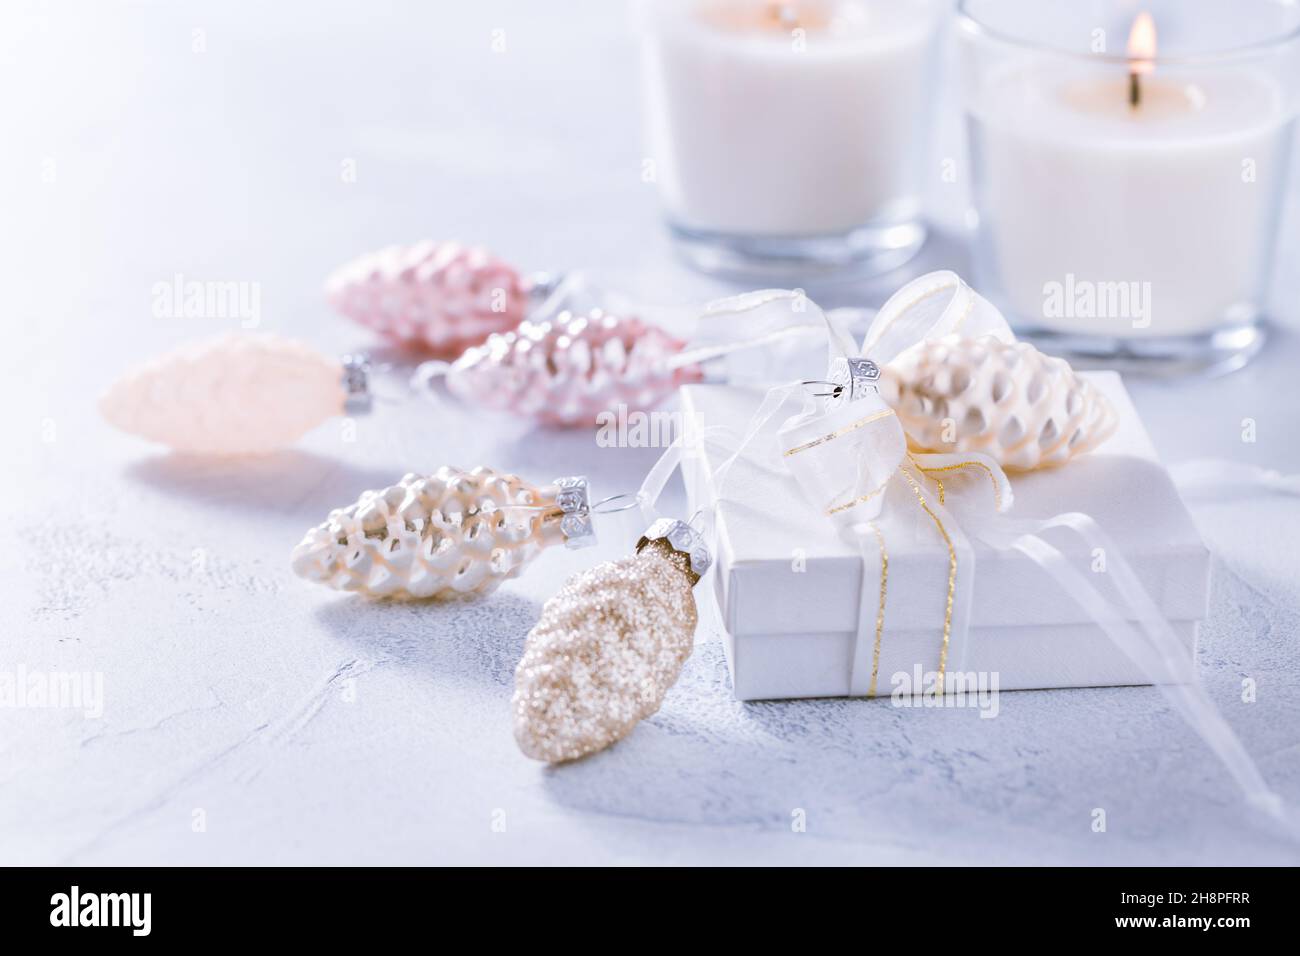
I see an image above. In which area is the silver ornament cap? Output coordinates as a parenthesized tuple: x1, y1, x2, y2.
(636, 518, 711, 585)
(554, 475, 596, 549)
(340, 353, 373, 414)
(826, 355, 880, 409)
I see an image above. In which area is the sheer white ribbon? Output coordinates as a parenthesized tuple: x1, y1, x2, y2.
(1171, 459, 1300, 499)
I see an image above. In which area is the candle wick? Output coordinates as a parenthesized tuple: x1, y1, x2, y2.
(1129, 70, 1141, 109)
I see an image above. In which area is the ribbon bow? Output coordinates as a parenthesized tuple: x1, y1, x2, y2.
(782, 271, 1015, 525)
(705, 275, 1015, 696)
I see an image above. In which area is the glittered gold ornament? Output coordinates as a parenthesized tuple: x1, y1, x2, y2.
(291, 467, 601, 599)
(513, 519, 710, 763)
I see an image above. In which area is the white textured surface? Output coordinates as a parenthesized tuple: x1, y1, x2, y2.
(1, 0, 1298, 865)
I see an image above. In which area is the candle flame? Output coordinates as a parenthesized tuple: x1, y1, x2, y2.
(1128, 12, 1157, 75)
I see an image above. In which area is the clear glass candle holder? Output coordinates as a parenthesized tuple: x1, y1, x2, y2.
(640, 0, 944, 280)
(959, 0, 1300, 375)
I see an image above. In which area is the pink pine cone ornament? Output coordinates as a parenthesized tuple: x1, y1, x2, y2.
(325, 240, 531, 357)
(446, 309, 702, 427)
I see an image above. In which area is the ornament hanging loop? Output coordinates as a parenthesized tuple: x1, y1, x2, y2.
(409, 359, 453, 404)
(526, 270, 565, 309)
(801, 379, 843, 399)
(590, 492, 642, 515)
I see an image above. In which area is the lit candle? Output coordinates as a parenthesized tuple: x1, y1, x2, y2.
(1128, 11, 1155, 109)
(641, 0, 942, 276)
(961, 1, 1300, 370)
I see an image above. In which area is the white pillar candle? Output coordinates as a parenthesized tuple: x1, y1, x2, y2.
(964, 10, 1298, 345)
(643, 0, 941, 238)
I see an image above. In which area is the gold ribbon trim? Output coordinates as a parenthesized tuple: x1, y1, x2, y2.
(915, 457, 1004, 511)
(864, 522, 888, 698)
(783, 408, 895, 458)
(899, 466, 957, 695)
(826, 480, 889, 517)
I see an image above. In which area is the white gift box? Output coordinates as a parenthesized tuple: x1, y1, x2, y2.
(680, 372, 1209, 701)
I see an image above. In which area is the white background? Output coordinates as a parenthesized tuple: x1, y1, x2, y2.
(2, 0, 1298, 864)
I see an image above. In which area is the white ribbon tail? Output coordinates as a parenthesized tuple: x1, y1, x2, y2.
(973, 511, 1286, 825)
(1171, 459, 1300, 499)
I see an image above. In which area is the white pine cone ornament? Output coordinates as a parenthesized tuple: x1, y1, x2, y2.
(878, 335, 1118, 471)
(99, 333, 349, 456)
(513, 520, 709, 763)
(325, 240, 531, 357)
(447, 308, 702, 427)
(290, 466, 593, 599)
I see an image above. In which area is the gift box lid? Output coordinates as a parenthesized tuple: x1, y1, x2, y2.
(680, 372, 1209, 637)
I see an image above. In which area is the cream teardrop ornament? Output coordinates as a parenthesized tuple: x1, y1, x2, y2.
(290, 467, 595, 599)
(99, 334, 351, 456)
(878, 334, 1118, 472)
